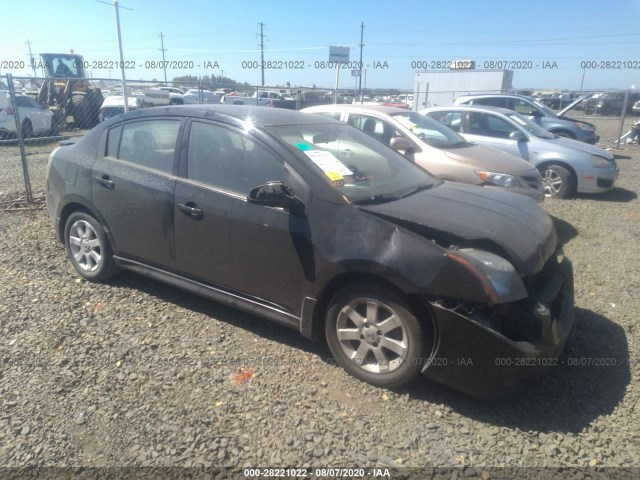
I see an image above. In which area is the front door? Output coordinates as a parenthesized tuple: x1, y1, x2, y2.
(174, 120, 310, 314)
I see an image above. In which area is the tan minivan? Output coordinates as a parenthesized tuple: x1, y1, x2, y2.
(302, 104, 544, 202)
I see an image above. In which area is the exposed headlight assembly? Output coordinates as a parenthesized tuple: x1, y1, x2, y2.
(446, 248, 528, 304)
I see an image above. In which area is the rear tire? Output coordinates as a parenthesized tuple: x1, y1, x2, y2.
(325, 284, 426, 388)
(541, 164, 572, 198)
(64, 211, 120, 281)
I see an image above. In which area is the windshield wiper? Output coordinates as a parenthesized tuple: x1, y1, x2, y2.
(399, 184, 433, 198)
(353, 193, 401, 205)
(353, 184, 432, 205)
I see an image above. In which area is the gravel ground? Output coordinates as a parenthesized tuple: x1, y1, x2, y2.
(1, 129, 639, 473)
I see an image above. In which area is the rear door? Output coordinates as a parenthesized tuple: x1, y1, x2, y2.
(92, 118, 182, 267)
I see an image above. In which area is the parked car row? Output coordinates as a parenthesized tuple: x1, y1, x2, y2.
(302, 104, 544, 202)
(582, 91, 640, 116)
(46, 105, 574, 399)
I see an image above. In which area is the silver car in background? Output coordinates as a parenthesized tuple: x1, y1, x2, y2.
(452, 94, 599, 144)
(422, 105, 618, 198)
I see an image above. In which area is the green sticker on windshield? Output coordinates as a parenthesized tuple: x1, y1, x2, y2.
(295, 143, 313, 151)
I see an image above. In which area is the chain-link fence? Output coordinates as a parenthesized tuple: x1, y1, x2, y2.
(0, 74, 344, 207)
(1, 72, 638, 207)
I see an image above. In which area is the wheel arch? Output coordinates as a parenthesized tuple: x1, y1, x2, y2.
(548, 128, 576, 139)
(536, 160, 578, 193)
(303, 272, 435, 351)
(21, 118, 33, 135)
(58, 200, 117, 251)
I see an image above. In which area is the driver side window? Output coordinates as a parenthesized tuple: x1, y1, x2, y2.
(348, 114, 402, 146)
(187, 121, 286, 194)
(512, 99, 537, 116)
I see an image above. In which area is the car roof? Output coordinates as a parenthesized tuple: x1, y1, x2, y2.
(456, 93, 535, 101)
(303, 104, 414, 114)
(424, 105, 519, 116)
(110, 104, 339, 127)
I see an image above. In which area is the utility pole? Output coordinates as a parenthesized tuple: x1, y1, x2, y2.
(97, 0, 133, 110)
(159, 32, 168, 86)
(113, 0, 129, 112)
(25, 40, 37, 77)
(358, 22, 364, 103)
(257, 22, 266, 86)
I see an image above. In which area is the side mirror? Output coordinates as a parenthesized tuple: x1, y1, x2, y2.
(389, 136, 414, 151)
(390, 136, 416, 161)
(248, 181, 305, 215)
(509, 131, 526, 142)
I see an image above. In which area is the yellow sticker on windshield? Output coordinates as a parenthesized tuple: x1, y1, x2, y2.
(325, 171, 343, 181)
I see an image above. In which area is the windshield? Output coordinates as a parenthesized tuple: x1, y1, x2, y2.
(531, 99, 558, 117)
(266, 122, 439, 204)
(389, 111, 468, 148)
(505, 112, 556, 139)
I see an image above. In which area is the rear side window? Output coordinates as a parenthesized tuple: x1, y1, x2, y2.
(473, 97, 507, 108)
(109, 120, 181, 173)
(315, 111, 342, 121)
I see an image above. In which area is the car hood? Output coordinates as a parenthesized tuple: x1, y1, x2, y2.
(440, 143, 535, 173)
(358, 182, 557, 275)
(541, 135, 614, 159)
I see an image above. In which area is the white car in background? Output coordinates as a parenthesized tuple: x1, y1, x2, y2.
(182, 89, 221, 104)
(0, 93, 56, 139)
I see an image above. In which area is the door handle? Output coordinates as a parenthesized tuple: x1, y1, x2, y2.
(177, 202, 203, 220)
(95, 175, 115, 190)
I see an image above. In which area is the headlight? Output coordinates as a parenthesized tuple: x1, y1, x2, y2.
(591, 155, 612, 168)
(446, 248, 528, 304)
(476, 171, 520, 188)
(576, 122, 593, 131)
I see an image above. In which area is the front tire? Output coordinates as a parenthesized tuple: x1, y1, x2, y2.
(325, 284, 426, 388)
(21, 120, 33, 139)
(64, 212, 120, 281)
(541, 164, 572, 198)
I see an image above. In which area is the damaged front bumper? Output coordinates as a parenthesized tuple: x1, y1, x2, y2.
(421, 257, 574, 400)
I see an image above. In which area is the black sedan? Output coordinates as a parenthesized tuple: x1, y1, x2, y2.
(45, 105, 574, 399)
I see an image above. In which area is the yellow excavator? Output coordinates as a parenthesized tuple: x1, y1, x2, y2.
(37, 53, 103, 131)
